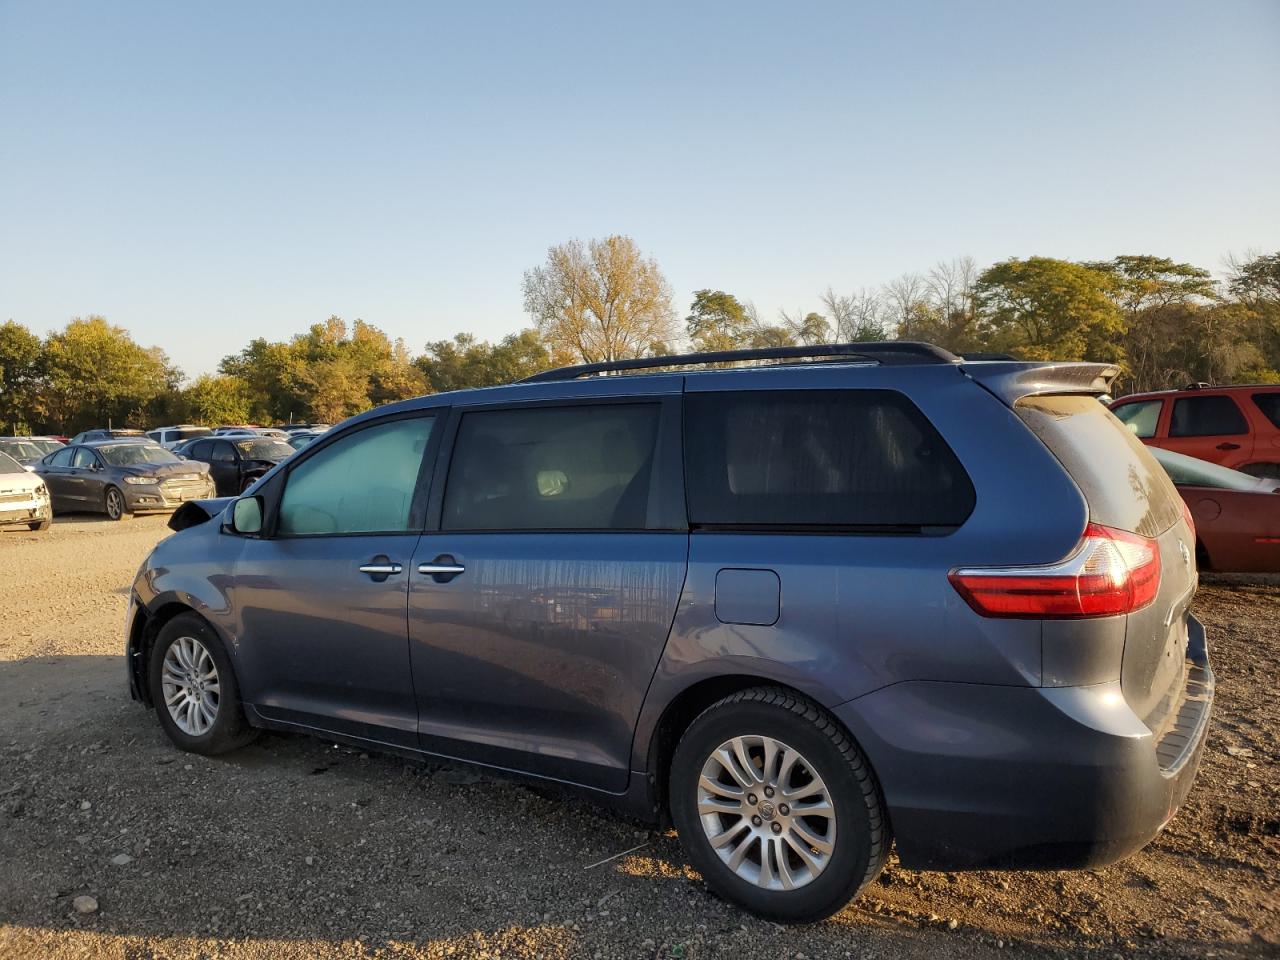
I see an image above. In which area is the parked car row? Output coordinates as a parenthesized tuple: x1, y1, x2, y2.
(0, 424, 330, 527)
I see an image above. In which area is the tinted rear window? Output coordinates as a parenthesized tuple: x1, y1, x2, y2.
(1015, 395, 1181, 538)
(1251, 392, 1280, 429)
(1169, 395, 1247, 437)
(684, 389, 974, 529)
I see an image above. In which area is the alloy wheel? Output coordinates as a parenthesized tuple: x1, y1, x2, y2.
(161, 636, 220, 736)
(105, 488, 124, 520)
(697, 735, 836, 891)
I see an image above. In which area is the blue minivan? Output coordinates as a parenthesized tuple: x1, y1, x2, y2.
(125, 343, 1213, 921)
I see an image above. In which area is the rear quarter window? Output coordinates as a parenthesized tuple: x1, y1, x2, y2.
(684, 389, 975, 530)
(1251, 392, 1280, 429)
(1015, 395, 1181, 538)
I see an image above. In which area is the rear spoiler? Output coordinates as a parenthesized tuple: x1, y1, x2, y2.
(959, 361, 1120, 407)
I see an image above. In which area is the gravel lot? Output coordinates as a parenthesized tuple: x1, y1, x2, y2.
(0, 516, 1276, 959)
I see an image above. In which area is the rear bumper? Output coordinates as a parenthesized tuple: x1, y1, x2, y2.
(835, 615, 1214, 870)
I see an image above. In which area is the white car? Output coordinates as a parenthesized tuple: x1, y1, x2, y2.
(145, 425, 214, 450)
(0, 451, 52, 531)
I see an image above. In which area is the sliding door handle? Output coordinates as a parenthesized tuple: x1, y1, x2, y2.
(418, 554, 465, 582)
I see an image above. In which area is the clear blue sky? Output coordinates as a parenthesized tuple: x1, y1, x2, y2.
(2, 1, 1278, 379)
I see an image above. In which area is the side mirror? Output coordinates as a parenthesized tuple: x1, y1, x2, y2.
(229, 496, 263, 535)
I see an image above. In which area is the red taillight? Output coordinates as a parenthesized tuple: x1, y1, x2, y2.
(949, 523, 1161, 619)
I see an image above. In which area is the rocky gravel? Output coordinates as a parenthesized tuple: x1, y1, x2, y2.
(0, 516, 1276, 958)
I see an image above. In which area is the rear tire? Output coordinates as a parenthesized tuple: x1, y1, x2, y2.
(669, 687, 889, 923)
(104, 486, 126, 521)
(28, 519, 51, 531)
(148, 613, 257, 755)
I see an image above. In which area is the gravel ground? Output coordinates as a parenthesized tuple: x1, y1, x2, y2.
(0, 516, 1276, 959)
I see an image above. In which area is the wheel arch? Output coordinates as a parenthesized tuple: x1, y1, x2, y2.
(128, 601, 231, 707)
(640, 674, 869, 822)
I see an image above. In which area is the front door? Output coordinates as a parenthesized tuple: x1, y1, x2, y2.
(408, 398, 687, 792)
(230, 412, 442, 747)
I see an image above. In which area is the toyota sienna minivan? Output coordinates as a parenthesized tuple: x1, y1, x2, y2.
(125, 342, 1213, 922)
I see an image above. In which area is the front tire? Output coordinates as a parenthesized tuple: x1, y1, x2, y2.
(669, 687, 889, 923)
(148, 613, 257, 755)
(104, 486, 126, 521)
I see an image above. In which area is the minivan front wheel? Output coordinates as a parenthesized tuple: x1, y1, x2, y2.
(669, 687, 889, 923)
(148, 613, 256, 755)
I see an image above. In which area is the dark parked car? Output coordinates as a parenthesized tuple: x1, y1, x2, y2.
(69, 428, 147, 444)
(1150, 446, 1280, 572)
(126, 343, 1212, 922)
(179, 435, 294, 495)
(37, 441, 214, 519)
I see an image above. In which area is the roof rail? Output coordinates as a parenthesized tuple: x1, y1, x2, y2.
(519, 341, 961, 383)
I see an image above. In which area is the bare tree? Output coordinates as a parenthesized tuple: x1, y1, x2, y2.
(522, 236, 677, 363)
(882, 272, 930, 337)
(820, 286, 888, 340)
(778, 308, 832, 345)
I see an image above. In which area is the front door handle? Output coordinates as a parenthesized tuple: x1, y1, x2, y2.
(359, 555, 403, 582)
(418, 554, 465, 583)
(1216, 442, 1241, 450)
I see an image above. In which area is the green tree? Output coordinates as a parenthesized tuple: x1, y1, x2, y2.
(182, 374, 251, 425)
(523, 235, 677, 362)
(686, 290, 753, 351)
(41, 316, 178, 433)
(417, 329, 554, 392)
(0, 320, 44, 433)
(974, 258, 1124, 362)
(1085, 255, 1223, 392)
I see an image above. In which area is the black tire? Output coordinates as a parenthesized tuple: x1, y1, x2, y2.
(28, 519, 51, 531)
(148, 613, 257, 755)
(669, 687, 889, 923)
(104, 486, 126, 521)
(239, 476, 256, 494)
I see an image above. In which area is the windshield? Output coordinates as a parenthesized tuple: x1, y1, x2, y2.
(97, 443, 181, 467)
(30, 439, 64, 455)
(235, 439, 294, 460)
(0, 451, 25, 474)
(0, 440, 44, 461)
(1150, 447, 1265, 492)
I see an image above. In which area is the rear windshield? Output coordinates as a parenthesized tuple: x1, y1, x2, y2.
(1015, 395, 1181, 537)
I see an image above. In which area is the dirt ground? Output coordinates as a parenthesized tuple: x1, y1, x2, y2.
(0, 516, 1276, 960)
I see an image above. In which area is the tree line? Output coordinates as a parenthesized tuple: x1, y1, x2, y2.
(2, 238, 1277, 435)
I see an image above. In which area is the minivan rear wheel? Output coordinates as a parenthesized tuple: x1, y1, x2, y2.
(148, 613, 257, 755)
(669, 687, 889, 923)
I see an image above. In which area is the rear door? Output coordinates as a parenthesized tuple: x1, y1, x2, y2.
(407, 396, 687, 791)
(1156, 393, 1254, 468)
(208, 440, 240, 495)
